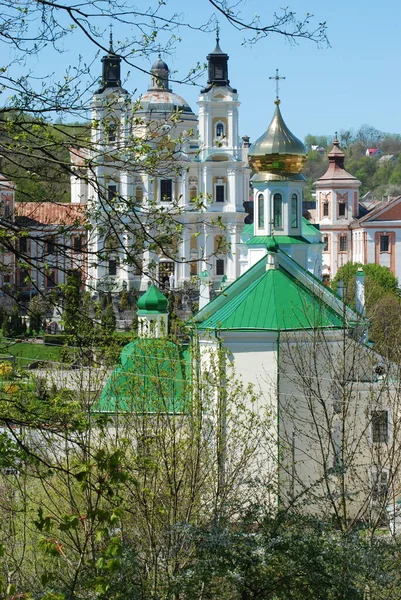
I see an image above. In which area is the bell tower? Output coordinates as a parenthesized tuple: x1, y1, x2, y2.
(194, 33, 249, 287)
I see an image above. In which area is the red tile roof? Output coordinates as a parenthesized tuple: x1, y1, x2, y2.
(15, 202, 86, 226)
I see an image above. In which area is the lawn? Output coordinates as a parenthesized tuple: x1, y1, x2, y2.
(0, 340, 69, 369)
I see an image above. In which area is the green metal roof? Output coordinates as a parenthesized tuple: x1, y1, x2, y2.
(242, 222, 253, 236)
(96, 339, 190, 413)
(195, 266, 343, 331)
(137, 284, 168, 314)
(242, 218, 321, 241)
(193, 251, 347, 332)
(246, 235, 310, 246)
(302, 216, 321, 237)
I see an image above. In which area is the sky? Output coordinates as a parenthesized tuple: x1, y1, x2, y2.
(10, 0, 401, 143)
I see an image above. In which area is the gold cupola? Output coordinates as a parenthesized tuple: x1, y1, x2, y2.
(249, 99, 307, 180)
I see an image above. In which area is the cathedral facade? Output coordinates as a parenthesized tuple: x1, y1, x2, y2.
(70, 36, 251, 296)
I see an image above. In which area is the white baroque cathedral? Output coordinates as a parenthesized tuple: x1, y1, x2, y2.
(70, 34, 251, 295)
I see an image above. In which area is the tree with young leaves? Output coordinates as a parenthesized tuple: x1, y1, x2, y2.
(0, 0, 328, 305)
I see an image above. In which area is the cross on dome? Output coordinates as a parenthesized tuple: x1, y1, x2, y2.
(269, 68, 286, 102)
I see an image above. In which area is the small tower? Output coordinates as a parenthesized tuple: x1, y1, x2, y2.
(149, 55, 171, 91)
(314, 136, 361, 279)
(137, 284, 168, 338)
(96, 30, 123, 93)
(203, 31, 232, 91)
(247, 92, 310, 270)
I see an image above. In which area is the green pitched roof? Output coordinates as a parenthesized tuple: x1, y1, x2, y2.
(96, 339, 190, 413)
(193, 251, 350, 332)
(302, 216, 321, 238)
(246, 235, 309, 246)
(137, 284, 168, 314)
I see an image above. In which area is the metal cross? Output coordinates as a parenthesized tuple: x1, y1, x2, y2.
(269, 69, 286, 100)
(109, 23, 114, 52)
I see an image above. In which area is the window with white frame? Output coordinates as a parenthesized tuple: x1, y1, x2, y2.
(189, 186, 198, 202)
(323, 235, 329, 252)
(273, 193, 283, 228)
(291, 193, 298, 228)
(214, 178, 226, 203)
(371, 409, 389, 443)
(338, 202, 346, 217)
(215, 122, 225, 138)
(160, 179, 173, 202)
(257, 193, 264, 228)
(323, 201, 329, 217)
(106, 121, 118, 143)
(108, 259, 118, 276)
(380, 234, 390, 253)
(135, 186, 144, 203)
(339, 235, 347, 252)
(216, 259, 225, 276)
(107, 184, 118, 202)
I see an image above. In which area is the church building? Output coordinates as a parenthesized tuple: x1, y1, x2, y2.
(315, 137, 401, 281)
(71, 33, 250, 296)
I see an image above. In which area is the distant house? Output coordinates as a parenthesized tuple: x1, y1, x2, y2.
(377, 154, 397, 166)
(311, 145, 326, 155)
(366, 148, 383, 157)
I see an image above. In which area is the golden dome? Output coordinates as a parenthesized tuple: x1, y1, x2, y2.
(249, 100, 306, 176)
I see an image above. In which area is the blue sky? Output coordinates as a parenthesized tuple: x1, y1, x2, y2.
(12, 0, 401, 143)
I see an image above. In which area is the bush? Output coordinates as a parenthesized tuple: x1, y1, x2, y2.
(43, 334, 67, 347)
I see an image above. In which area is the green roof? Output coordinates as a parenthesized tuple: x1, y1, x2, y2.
(193, 251, 348, 332)
(137, 284, 168, 314)
(241, 218, 321, 241)
(246, 235, 310, 246)
(96, 339, 191, 413)
(242, 222, 253, 236)
(302, 216, 321, 238)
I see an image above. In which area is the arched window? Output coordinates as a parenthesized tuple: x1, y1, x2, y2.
(189, 186, 198, 202)
(135, 186, 143, 203)
(216, 122, 224, 138)
(257, 193, 264, 228)
(291, 193, 298, 228)
(273, 193, 283, 228)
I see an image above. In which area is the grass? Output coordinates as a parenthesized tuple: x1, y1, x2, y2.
(0, 339, 69, 368)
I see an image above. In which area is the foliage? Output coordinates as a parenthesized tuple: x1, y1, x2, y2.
(332, 261, 399, 311)
(101, 303, 116, 334)
(178, 511, 400, 600)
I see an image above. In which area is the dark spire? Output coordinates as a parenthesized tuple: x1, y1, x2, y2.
(96, 26, 123, 94)
(202, 31, 236, 93)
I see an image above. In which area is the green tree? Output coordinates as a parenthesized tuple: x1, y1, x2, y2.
(101, 303, 116, 334)
(332, 262, 399, 311)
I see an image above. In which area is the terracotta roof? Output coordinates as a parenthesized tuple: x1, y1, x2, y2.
(315, 138, 359, 184)
(352, 196, 401, 226)
(15, 202, 86, 226)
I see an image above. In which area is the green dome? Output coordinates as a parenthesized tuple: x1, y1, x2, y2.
(266, 238, 279, 253)
(137, 284, 168, 313)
